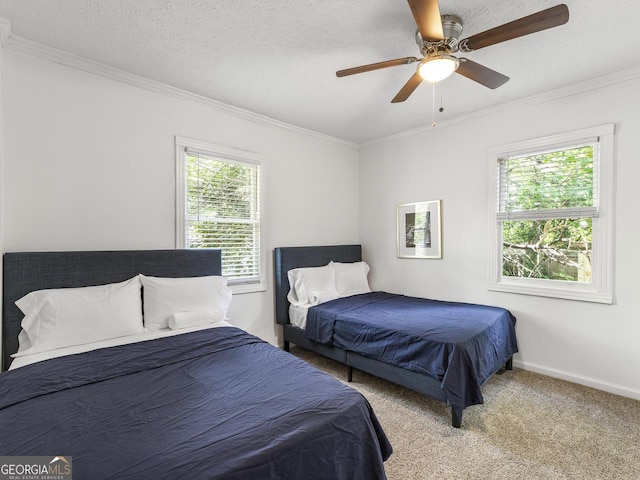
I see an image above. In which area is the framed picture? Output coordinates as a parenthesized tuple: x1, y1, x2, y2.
(397, 200, 442, 259)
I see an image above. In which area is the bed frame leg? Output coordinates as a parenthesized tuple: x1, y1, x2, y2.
(283, 341, 290, 352)
(451, 407, 462, 428)
(347, 366, 353, 382)
(505, 356, 513, 370)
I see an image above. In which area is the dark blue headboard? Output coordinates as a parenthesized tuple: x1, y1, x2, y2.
(273, 245, 362, 326)
(2, 249, 222, 371)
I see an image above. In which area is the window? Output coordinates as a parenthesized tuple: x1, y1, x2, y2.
(176, 137, 265, 293)
(487, 125, 614, 303)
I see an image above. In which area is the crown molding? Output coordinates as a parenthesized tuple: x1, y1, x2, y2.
(0, 25, 358, 150)
(0, 17, 11, 46)
(360, 64, 640, 149)
(4, 14, 639, 152)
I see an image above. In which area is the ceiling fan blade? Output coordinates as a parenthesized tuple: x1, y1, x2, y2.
(408, 0, 444, 42)
(460, 4, 569, 51)
(456, 58, 509, 89)
(391, 72, 424, 103)
(336, 57, 419, 77)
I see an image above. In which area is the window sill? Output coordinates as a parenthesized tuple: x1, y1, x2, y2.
(229, 282, 267, 295)
(488, 282, 613, 304)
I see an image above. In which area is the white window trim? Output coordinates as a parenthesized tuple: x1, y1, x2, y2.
(487, 124, 615, 304)
(175, 136, 267, 294)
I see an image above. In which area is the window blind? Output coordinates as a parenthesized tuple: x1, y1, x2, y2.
(497, 141, 598, 221)
(185, 151, 261, 283)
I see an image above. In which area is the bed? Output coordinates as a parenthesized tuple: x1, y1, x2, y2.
(274, 244, 518, 428)
(0, 249, 392, 479)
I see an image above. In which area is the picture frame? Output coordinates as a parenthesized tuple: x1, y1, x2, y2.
(396, 200, 442, 259)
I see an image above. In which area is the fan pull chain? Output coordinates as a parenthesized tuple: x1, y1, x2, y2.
(431, 83, 445, 127)
(431, 83, 446, 127)
(432, 83, 436, 127)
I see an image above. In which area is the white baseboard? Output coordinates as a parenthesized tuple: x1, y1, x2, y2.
(513, 359, 640, 401)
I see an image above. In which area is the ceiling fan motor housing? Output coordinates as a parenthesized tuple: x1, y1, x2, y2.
(441, 15, 463, 44)
(417, 14, 464, 56)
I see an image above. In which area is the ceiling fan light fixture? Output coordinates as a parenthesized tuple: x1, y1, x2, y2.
(418, 55, 459, 83)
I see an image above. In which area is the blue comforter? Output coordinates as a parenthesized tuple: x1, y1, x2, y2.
(305, 292, 518, 410)
(0, 327, 391, 479)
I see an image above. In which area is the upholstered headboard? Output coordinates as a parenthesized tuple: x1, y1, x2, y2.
(273, 245, 362, 326)
(2, 249, 222, 371)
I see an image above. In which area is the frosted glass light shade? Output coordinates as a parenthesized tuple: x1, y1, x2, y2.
(418, 55, 459, 83)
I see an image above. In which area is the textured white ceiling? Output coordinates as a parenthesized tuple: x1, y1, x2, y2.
(0, 0, 638, 143)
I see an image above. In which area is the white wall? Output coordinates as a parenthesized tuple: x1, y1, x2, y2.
(1, 49, 360, 345)
(359, 76, 640, 399)
(2, 42, 639, 402)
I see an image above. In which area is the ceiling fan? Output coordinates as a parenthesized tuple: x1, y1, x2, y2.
(336, 1, 569, 103)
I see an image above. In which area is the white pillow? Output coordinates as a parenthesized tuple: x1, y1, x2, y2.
(287, 264, 335, 306)
(168, 310, 223, 330)
(140, 275, 232, 330)
(332, 261, 371, 296)
(14, 276, 144, 357)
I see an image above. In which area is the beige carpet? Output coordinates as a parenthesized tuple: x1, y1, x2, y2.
(290, 346, 640, 480)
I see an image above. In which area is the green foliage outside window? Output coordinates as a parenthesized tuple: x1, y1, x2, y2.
(503, 218, 592, 282)
(186, 154, 260, 280)
(501, 146, 594, 282)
